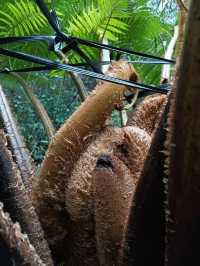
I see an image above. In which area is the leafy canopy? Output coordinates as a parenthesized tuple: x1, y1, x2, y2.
(0, 0, 177, 84)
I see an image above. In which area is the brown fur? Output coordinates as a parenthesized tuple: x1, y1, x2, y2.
(64, 127, 150, 265)
(127, 93, 167, 135)
(33, 61, 139, 263)
(33, 61, 166, 265)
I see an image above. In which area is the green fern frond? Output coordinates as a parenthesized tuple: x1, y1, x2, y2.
(0, 0, 177, 84)
(98, 0, 129, 18)
(68, 5, 100, 36)
(0, 0, 47, 36)
(69, 0, 129, 37)
(67, 0, 129, 53)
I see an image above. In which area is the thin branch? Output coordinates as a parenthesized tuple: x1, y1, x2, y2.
(120, 110, 128, 127)
(124, 90, 139, 111)
(122, 90, 140, 127)
(177, 0, 189, 12)
(161, 26, 179, 83)
(8, 71, 55, 140)
(0, 85, 34, 191)
(56, 51, 88, 101)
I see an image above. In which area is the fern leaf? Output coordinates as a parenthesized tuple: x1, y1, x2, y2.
(0, 0, 47, 36)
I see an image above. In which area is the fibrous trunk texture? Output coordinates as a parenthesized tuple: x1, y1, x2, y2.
(0, 129, 53, 266)
(166, 0, 200, 265)
(127, 93, 167, 136)
(0, 202, 45, 266)
(93, 127, 151, 266)
(93, 155, 134, 266)
(0, 85, 34, 192)
(122, 95, 169, 266)
(65, 125, 150, 266)
(176, 0, 189, 58)
(33, 60, 138, 262)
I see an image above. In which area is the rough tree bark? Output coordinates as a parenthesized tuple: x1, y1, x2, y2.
(176, 0, 190, 58)
(121, 96, 169, 266)
(0, 86, 34, 192)
(0, 202, 45, 266)
(166, 0, 200, 265)
(0, 129, 53, 266)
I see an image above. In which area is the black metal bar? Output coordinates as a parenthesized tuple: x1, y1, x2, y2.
(73, 45, 102, 73)
(0, 66, 52, 73)
(0, 47, 170, 94)
(0, 0, 174, 95)
(0, 36, 55, 45)
(35, 0, 60, 34)
(74, 37, 176, 64)
(34, 0, 175, 64)
(70, 60, 173, 67)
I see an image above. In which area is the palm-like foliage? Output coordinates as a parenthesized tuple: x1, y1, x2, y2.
(120, 1, 176, 84)
(65, 0, 129, 62)
(0, 0, 177, 83)
(0, 0, 47, 36)
(68, 0, 128, 40)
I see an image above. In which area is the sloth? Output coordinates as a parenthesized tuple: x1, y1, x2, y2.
(33, 60, 167, 265)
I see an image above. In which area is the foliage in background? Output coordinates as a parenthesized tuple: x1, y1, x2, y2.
(0, 0, 178, 164)
(1, 76, 83, 164)
(0, 0, 177, 82)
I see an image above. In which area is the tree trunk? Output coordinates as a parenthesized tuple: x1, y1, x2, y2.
(0, 85, 34, 192)
(176, 0, 190, 58)
(166, 0, 200, 265)
(121, 97, 170, 266)
(0, 202, 45, 266)
(0, 129, 53, 266)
